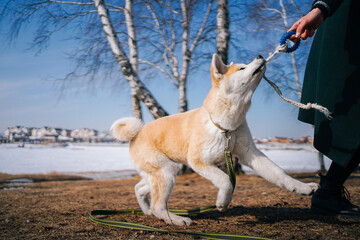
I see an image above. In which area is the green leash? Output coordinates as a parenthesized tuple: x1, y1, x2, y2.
(89, 151, 271, 239)
(225, 150, 236, 192)
(89, 206, 270, 239)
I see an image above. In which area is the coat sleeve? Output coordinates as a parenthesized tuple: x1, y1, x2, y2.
(311, 0, 344, 19)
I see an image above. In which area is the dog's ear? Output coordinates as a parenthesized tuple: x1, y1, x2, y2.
(211, 53, 227, 79)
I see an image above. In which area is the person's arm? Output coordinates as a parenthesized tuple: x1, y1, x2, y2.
(289, 0, 344, 41)
(311, 0, 344, 19)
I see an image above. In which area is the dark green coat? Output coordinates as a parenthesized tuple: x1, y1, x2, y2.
(298, 0, 360, 167)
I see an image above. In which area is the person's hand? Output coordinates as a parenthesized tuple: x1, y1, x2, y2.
(288, 8, 324, 42)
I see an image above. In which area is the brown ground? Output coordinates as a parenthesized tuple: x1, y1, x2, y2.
(0, 172, 359, 240)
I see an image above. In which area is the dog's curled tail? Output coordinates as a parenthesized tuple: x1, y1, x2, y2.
(110, 117, 143, 142)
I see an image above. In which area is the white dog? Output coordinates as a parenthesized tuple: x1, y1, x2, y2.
(111, 54, 319, 226)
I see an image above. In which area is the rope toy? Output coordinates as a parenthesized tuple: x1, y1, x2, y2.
(263, 75, 332, 119)
(264, 31, 332, 119)
(280, 30, 300, 53)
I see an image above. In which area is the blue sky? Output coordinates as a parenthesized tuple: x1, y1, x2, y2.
(0, 7, 314, 138)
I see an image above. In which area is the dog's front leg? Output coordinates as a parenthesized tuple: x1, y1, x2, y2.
(188, 159, 233, 211)
(235, 142, 318, 195)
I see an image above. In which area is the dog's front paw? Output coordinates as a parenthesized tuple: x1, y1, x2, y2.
(216, 195, 232, 212)
(142, 209, 153, 215)
(165, 215, 193, 226)
(303, 182, 319, 195)
(216, 187, 233, 212)
(178, 216, 193, 226)
(295, 182, 319, 195)
(217, 205, 229, 212)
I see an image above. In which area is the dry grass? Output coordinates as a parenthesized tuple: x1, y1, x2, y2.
(0, 172, 359, 239)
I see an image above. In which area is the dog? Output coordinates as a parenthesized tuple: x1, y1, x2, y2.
(111, 54, 319, 226)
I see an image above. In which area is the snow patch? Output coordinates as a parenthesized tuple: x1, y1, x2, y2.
(0, 143, 331, 178)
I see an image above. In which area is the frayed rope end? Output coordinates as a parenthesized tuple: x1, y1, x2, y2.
(306, 103, 332, 120)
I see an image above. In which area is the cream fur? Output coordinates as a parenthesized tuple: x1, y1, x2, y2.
(111, 54, 319, 226)
(111, 117, 143, 141)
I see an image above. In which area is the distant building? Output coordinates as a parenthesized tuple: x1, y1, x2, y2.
(97, 131, 115, 142)
(70, 128, 98, 142)
(3, 126, 101, 143)
(253, 137, 272, 144)
(4, 126, 29, 142)
(0, 133, 7, 143)
(296, 136, 313, 144)
(272, 136, 298, 144)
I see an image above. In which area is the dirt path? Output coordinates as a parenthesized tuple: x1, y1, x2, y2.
(0, 172, 359, 239)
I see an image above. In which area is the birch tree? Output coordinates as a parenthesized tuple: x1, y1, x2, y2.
(137, 0, 216, 113)
(1, 0, 168, 119)
(216, 0, 230, 64)
(88, 0, 170, 119)
(124, 0, 142, 119)
(1, 0, 219, 118)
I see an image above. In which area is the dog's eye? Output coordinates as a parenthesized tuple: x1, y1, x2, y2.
(238, 67, 245, 71)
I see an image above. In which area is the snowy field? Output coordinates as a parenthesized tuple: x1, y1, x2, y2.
(0, 143, 136, 179)
(0, 143, 331, 179)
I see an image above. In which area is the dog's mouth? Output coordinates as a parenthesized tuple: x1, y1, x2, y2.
(252, 62, 265, 76)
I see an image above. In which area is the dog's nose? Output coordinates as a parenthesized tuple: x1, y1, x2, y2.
(256, 55, 263, 59)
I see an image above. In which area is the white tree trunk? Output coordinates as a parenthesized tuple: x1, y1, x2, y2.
(125, 0, 138, 74)
(216, 0, 230, 64)
(125, 0, 142, 119)
(179, 0, 190, 113)
(178, 80, 188, 112)
(131, 90, 142, 119)
(178, 0, 214, 113)
(94, 0, 167, 119)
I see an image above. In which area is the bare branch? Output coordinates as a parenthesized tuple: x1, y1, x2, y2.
(144, 2, 170, 53)
(57, 10, 97, 21)
(138, 58, 178, 87)
(32, 10, 97, 53)
(261, 6, 282, 16)
(48, 0, 94, 5)
(289, 0, 304, 17)
(142, 1, 180, 82)
(104, 3, 125, 11)
(279, 0, 289, 28)
(189, 0, 214, 54)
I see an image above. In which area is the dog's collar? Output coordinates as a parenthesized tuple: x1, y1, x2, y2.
(208, 114, 230, 134)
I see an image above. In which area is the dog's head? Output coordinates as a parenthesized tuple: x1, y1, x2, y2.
(210, 54, 266, 96)
(204, 54, 266, 129)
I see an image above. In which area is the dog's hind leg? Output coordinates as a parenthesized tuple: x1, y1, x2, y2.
(148, 161, 193, 226)
(134, 176, 152, 215)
